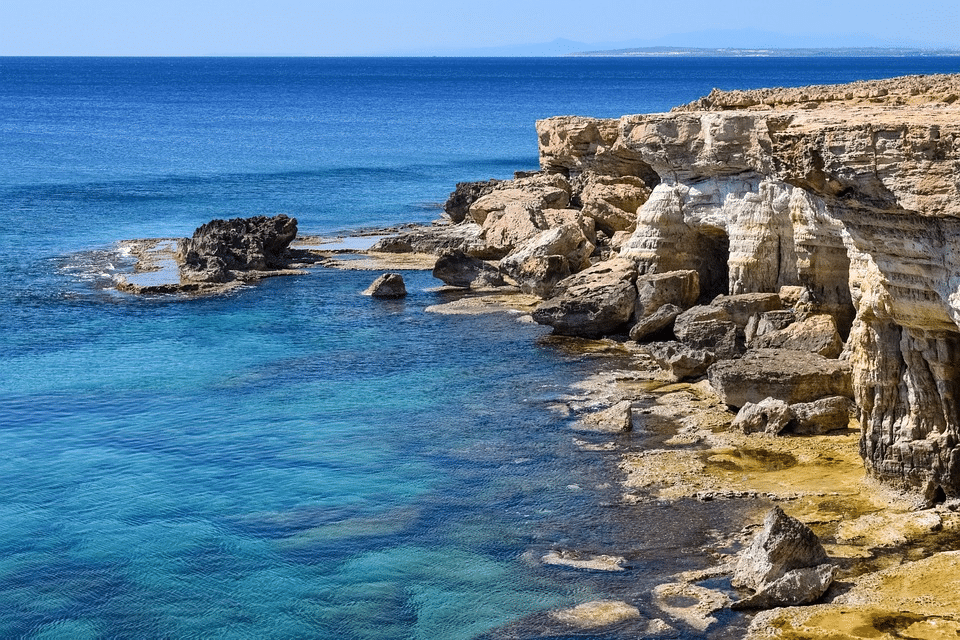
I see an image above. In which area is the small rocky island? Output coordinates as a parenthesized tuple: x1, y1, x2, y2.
(116, 73, 960, 637)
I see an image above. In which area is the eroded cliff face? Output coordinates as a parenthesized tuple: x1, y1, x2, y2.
(538, 74, 960, 500)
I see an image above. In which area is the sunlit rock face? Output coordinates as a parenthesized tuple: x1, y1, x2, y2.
(537, 74, 960, 500)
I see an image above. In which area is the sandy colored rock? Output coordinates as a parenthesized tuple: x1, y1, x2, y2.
(752, 313, 844, 358)
(707, 348, 853, 408)
(550, 600, 641, 628)
(362, 272, 407, 298)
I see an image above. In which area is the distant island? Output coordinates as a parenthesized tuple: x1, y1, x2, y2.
(569, 46, 960, 57)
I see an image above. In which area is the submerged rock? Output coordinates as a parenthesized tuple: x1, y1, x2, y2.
(550, 600, 642, 628)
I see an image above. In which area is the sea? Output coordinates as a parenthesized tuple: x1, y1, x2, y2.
(2, 56, 958, 640)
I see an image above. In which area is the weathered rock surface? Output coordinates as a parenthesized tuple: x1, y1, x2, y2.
(732, 507, 833, 609)
(752, 313, 844, 358)
(790, 396, 855, 435)
(577, 400, 634, 433)
(369, 222, 482, 255)
(645, 341, 716, 382)
(498, 222, 595, 297)
(536, 75, 960, 497)
(629, 303, 681, 342)
(708, 349, 853, 408)
(431, 250, 505, 289)
(634, 270, 700, 320)
(177, 214, 298, 283)
(363, 273, 407, 298)
(732, 398, 795, 435)
(673, 305, 742, 359)
(443, 179, 501, 224)
(531, 257, 639, 337)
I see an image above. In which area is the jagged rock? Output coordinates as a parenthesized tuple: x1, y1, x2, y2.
(468, 173, 570, 226)
(707, 349, 853, 408)
(177, 214, 298, 283)
(499, 223, 595, 297)
(431, 250, 505, 289)
(577, 173, 652, 235)
(790, 396, 855, 435)
(732, 563, 836, 610)
(370, 223, 482, 255)
(646, 341, 716, 381)
(745, 310, 796, 344)
(711, 293, 783, 330)
(363, 273, 407, 298)
(532, 258, 639, 337)
(634, 270, 700, 320)
(752, 314, 844, 358)
(629, 303, 681, 342)
(443, 179, 501, 223)
(732, 507, 832, 609)
(673, 305, 742, 359)
(731, 398, 795, 435)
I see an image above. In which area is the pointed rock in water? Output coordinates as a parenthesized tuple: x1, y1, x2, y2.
(364, 273, 407, 298)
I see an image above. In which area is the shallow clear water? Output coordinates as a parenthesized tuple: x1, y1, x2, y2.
(3, 56, 960, 639)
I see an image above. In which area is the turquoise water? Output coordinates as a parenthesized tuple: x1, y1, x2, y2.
(3, 57, 960, 639)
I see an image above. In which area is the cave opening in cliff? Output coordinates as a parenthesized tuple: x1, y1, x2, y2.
(694, 229, 730, 302)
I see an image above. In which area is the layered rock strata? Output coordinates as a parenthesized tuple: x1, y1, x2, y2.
(533, 74, 960, 500)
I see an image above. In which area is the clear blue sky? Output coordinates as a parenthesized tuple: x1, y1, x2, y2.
(2, 0, 958, 55)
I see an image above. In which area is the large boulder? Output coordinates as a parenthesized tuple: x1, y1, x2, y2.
(645, 341, 716, 381)
(432, 250, 505, 289)
(177, 214, 298, 283)
(634, 270, 700, 320)
(707, 349, 853, 408)
(532, 258, 639, 337)
(577, 173, 652, 236)
(673, 305, 742, 359)
(731, 398, 796, 435)
(752, 314, 844, 358)
(499, 223, 595, 297)
(629, 303, 682, 342)
(370, 222, 483, 255)
(710, 293, 783, 330)
(731, 507, 834, 609)
(363, 273, 407, 298)
(790, 396, 855, 435)
(468, 173, 570, 226)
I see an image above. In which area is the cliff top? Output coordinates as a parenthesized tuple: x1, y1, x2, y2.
(673, 73, 960, 112)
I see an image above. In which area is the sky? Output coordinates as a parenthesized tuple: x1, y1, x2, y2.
(1, 0, 959, 56)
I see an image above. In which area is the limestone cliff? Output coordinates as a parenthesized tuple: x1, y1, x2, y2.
(537, 74, 960, 501)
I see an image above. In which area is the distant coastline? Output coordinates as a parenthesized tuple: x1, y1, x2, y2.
(569, 46, 960, 58)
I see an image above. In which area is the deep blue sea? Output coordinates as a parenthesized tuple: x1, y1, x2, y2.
(2, 56, 959, 640)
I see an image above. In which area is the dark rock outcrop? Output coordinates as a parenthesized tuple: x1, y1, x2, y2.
(444, 179, 501, 224)
(531, 258, 639, 337)
(431, 250, 505, 289)
(177, 214, 298, 283)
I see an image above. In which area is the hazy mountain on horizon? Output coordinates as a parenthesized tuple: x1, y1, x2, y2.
(387, 28, 952, 57)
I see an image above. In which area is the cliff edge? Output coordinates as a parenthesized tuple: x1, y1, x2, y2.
(537, 73, 960, 501)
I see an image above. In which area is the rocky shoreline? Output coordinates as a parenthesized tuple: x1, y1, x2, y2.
(111, 73, 960, 637)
